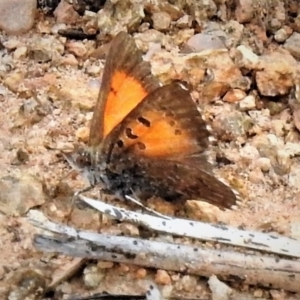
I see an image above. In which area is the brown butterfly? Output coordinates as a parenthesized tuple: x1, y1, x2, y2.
(67, 32, 238, 209)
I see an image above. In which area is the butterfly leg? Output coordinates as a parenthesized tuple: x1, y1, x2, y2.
(125, 193, 172, 220)
(66, 185, 95, 224)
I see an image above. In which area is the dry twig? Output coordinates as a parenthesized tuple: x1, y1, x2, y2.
(80, 195, 300, 258)
(29, 209, 300, 293)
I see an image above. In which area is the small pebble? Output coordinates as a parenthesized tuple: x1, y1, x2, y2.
(253, 289, 264, 298)
(238, 95, 256, 111)
(54, 1, 80, 24)
(0, 0, 36, 35)
(255, 157, 272, 172)
(176, 15, 192, 29)
(13, 46, 28, 60)
(97, 261, 114, 269)
(223, 89, 246, 103)
(76, 127, 90, 143)
(0, 173, 45, 216)
(152, 12, 171, 31)
(235, 45, 260, 69)
(249, 169, 265, 184)
(66, 41, 88, 58)
(135, 268, 147, 279)
(58, 282, 72, 294)
(118, 264, 130, 273)
(83, 265, 105, 288)
(240, 144, 260, 161)
(179, 275, 198, 292)
(284, 32, 300, 59)
(274, 27, 290, 43)
(119, 223, 140, 236)
(3, 39, 23, 50)
(155, 270, 171, 285)
(208, 275, 232, 299)
(235, 0, 254, 23)
(185, 33, 225, 52)
(86, 65, 101, 76)
(59, 54, 79, 66)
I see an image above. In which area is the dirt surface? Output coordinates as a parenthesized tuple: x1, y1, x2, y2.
(1, 0, 300, 299)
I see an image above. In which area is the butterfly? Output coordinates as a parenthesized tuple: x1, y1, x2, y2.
(67, 32, 238, 209)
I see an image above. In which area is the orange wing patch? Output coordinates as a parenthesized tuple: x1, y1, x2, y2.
(103, 71, 148, 138)
(121, 110, 197, 158)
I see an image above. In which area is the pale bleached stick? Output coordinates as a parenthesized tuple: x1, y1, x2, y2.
(30, 215, 300, 293)
(79, 195, 300, 259)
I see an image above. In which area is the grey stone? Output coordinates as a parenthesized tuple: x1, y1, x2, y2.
(0, 0, 36, 35)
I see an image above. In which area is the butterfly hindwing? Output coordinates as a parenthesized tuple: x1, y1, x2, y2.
(135, 157, 237, 208)
(89, 32, 160, 147)
(100, 81, 238, 208)
(104, 82, 210, 161)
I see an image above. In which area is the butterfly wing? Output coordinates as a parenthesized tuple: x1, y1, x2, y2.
(135, 157, 237, 208)
(104, 82, 210, 161)
(86, 33, 237, 208)
(89, 32, 160, 147)
(102, 82, 237, 208)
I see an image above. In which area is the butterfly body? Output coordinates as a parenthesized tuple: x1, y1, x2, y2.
(70, 32, 238, 209)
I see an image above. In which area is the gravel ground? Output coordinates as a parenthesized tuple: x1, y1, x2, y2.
(0, 0, 300, 299)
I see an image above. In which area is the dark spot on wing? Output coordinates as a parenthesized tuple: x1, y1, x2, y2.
(137, 116, 151, 127)
(117, 140, 124, 147)
(110, 87, 117, 95)
(137, 142, 146, 150)
(175, 129, 181, 135)
(125, 127, 138, 139)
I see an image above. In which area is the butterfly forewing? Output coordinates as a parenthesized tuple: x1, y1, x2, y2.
(89, 32, 160, 146)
